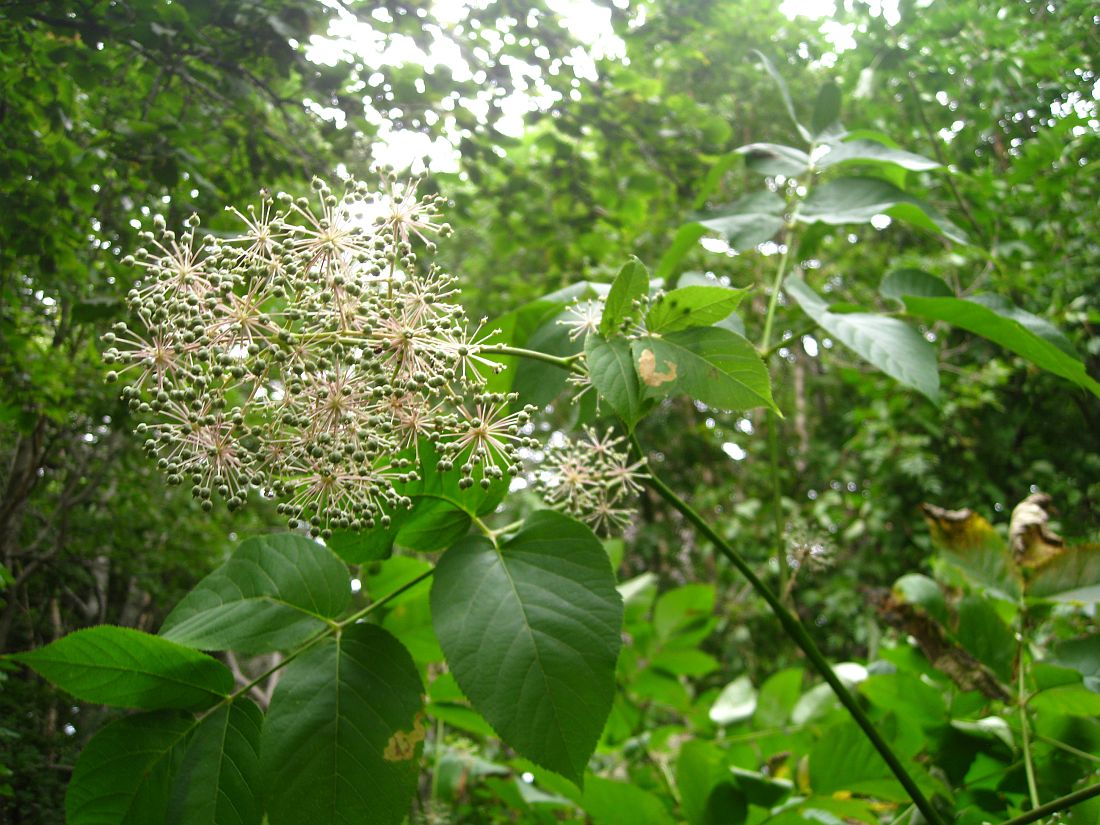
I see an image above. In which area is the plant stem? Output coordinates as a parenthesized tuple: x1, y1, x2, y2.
(216, 566, 436, 711)
(486, 343, 586, 374)
(633, 434, 945, 825)
(1017, 606, 1041, 811)
(759, 220, 798, 594)
(995, 782, 1100, 825)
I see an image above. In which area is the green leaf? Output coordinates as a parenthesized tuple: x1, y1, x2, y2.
(586, 334, 646, 427)
(904, 295, 1100, 396)
(1027, 544, 1100, 603)
(922, 505, 1021, 599)
(785, 276, 940, 402)
(581, 776, 675, 825)
(817, 139, 940, 172)
(654, 583, 715, 643)
(66, 711, 194, 825)
(645, 285, 749, 334)
(430, 510, 623, 783)
(649, 648, 719, 678)
(729, 767, 793, 807)
(1048, 635, 1100, 692)
(160, 533, 350, 654)
(751, 50, 811, 142)
(1028, 683, 1100, 716)
(601, 257, 649, 335)
(811, 81, 842, 138)
(13, 626, 232, 710)
(809, 720, 905, 801)
(736, 143, 810, 177)
(754, 667, 803, 727)
(893, 573, 949, 623)
(694, 190, 785, 251)
(631, 328, 778, 413)
(956, 593, 1015, 682)
(709, 676, 757, 725)
(859, 673, 947, 730)
(168, 700, 263, 825)
(676, 739, 747, 825)
(261, 623, 424, 825)
(879, 269, 953, 305)
(655, 223, 707, 280)
(799, 176, 969, 244)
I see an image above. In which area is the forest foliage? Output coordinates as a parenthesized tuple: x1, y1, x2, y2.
(1, 1, 1099, 824)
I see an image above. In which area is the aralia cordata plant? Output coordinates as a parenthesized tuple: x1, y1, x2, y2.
(102, 174, 562, 539)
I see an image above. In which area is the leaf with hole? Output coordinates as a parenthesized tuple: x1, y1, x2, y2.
(631, 328, 777, 413)
(260, 623, 424, 825)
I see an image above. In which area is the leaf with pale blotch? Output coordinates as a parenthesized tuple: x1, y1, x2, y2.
(637, 347, 678, 387)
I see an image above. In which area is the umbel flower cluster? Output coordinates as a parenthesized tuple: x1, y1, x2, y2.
(538, 427, 648, 534)
(105, 174, 537, 537)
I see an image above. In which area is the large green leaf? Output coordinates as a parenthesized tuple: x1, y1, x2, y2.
(752, 49, 811, 142)
(600, 257, 649, 335)
(630, 328, 777, 413)
(922, 505, 1022, 599)
(904, 294, 1100, 397)
(879, 269, 953, 305)
(168, 699, 263, 825)
(809, 720, 905, 801)
(430, 510, 623, 783)
(645, 284, 749, 334)
(581, 776, 675, 825)
(586, 333, 646, 427)
(66, 711, 195, 825)
(14, 625, 232, 710)
(655, 223, 708, 280)
(799, 176, 968, 244)
(1027, 544, 1100, 603)
(817, 139, 939, 172)
(1048, 635, 1100, 692)
(676, 739, 746, 825)
(260, 623, 424, 825)
(811, 81, 842, 138)
(785, 276, 940, 402)
(160, 533, 349, 654)
(736, 143, 810, 177)
(694, 190, 785, 252)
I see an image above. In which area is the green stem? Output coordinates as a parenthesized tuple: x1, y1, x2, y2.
(633, 434, 945, 825)
(758, 220, 798, 594)
(217, 566, 436, 710)
(995, 782, 1100, 825)
(487, 343, 586, 375)
(1017, 606, 1041, 811)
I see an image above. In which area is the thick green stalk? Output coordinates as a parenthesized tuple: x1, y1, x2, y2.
(634, 436, 945, 825)
(995, 782, 1100, 825)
